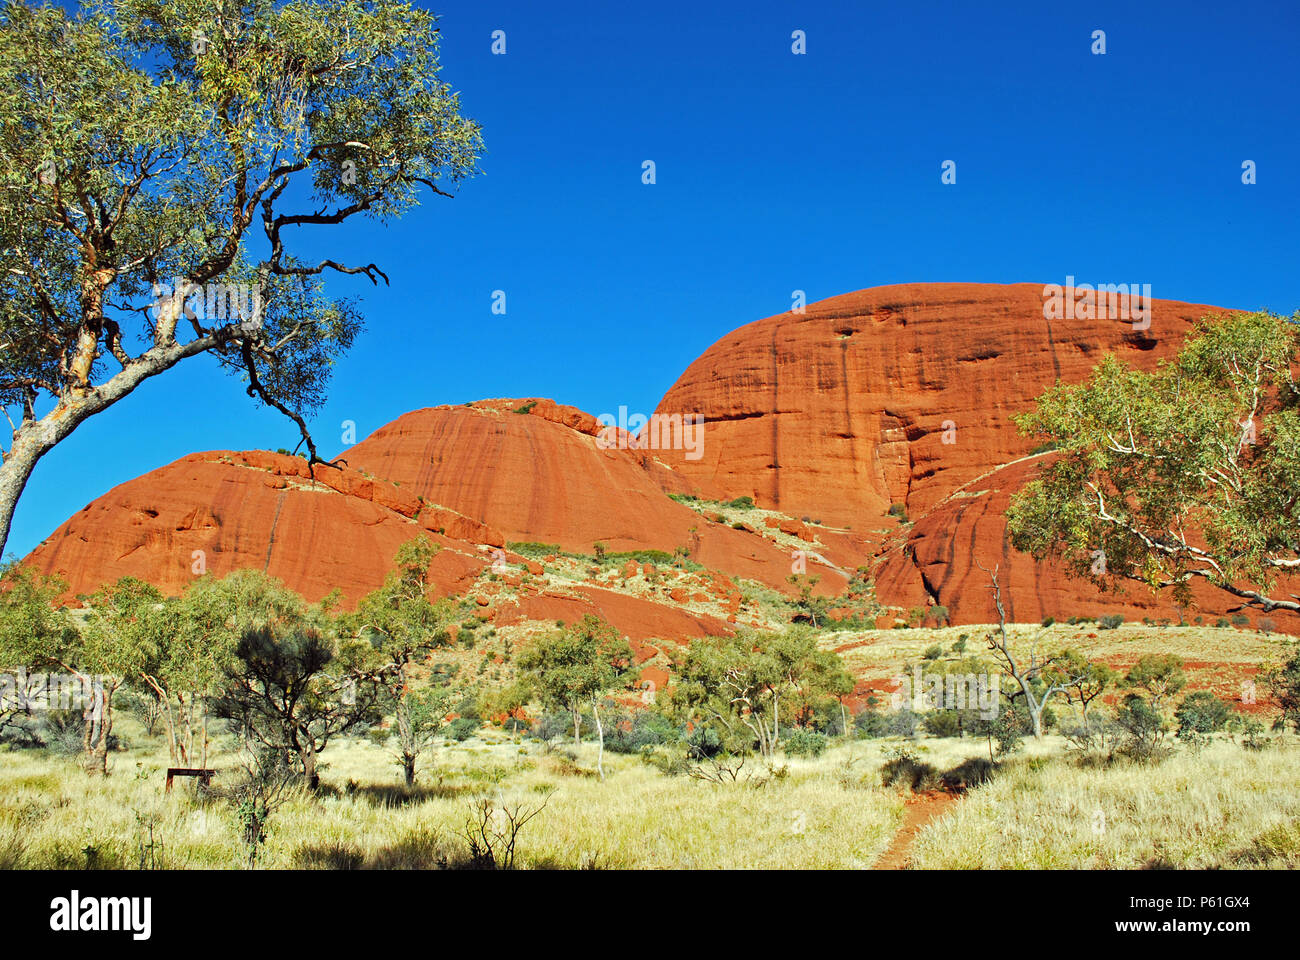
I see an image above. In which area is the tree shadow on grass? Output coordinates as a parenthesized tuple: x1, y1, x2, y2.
(344, 780, 472, 808)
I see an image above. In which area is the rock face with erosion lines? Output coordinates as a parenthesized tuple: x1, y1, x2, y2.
(24, 283, 1297, 635)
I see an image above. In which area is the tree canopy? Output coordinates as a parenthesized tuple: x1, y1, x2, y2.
(0, 0, 482, 553)
(1007, 310, 1300, 613)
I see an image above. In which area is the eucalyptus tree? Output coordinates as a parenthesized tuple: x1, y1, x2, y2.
(0, 0, 482, 553)
(0, 564, 163, 771)
(141, 569, 300, 767)
(519, 614, 634, 780)
(0, 560, 77, 738)
(343, 535, 460, 786)
(1008, 310, 1300, 613)
(75, 577, 173, 773)
(671, 626, 845, 759)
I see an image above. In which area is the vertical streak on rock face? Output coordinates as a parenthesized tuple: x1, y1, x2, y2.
(840, 336, 862, 501)
(652, 282, 1226, 526)
(769, 324, 781, 509)
(263, 489, 287, 573)
(1042, 311, 1062, 382)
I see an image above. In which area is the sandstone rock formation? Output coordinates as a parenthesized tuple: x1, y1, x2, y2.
(339, 399, 851, 593)
(23, 282, 1294, 635)
(652, 282, 1222, 523)
(23, 450, 493, 605)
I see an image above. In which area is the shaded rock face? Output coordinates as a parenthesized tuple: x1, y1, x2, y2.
(653, 282, 1222, 525)
(871, 457, 1299, 631)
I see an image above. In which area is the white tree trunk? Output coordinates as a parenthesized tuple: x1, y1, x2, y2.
(593, 699, 604, 781)
(0, 332, 227, 557)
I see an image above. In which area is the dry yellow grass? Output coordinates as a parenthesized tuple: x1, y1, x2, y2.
(826, 622, 1291, 702)
(3, 693, 1297, 870)
(909, 740, 1300, 869)
(0, 729, 903, 870)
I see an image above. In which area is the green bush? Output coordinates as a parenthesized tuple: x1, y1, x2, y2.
(1239, 716, 1267, 750)
(921, 709, 962, 738)
(532, 710, 576, 742)
(1115, 694, 1164, 758)
(603, 549, 676, 567)
(685, 725, 722, 759)
(505, 541, 562, 559)
(970, 707, 1026, 756)
(725, 496, 755, 510)
(1263, 647, 1300, 732)
(1175, 691, 1230, 741)
(922, 644, 944, 661)
(1098, 614, 1124, 630)
(603, 710, 678, 754)
(853, 709, 891, 739)
(782, 727, 828, 758)
(888, 707, 921, 738)
(447, 717, 480, 741)
(640, 743, 691, 776)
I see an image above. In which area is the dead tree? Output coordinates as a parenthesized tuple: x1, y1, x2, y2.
(978, 563, 1084, 739)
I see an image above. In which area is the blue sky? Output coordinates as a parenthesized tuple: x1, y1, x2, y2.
(10, 0, 1299, 557)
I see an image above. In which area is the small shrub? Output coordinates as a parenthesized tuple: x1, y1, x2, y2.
(602, 710, 677, 754)
(1240, 717, 1267, 750)
(880, 747, 939, 792)
(921, 709, 961, 738)
(782, 727, 828, 758)
(640, 744, 691, 776)
(888, 707, 921, 739)
(460, 791, 553, 869)
(922, 644, 944, 661)
(1115, 694, 1166, 759)
(971, 707, 1026, 756)
(1263, 647, 1300, 732)
(685, 725, 722, 760)
(853, 709, 891, 739)
(532, 710, 576, 743)
(1060, 715, 1123, 756)
(447, 717, 480, 742)
(1098, 614, 1124, 630)
(1174, 691, 1230, 743)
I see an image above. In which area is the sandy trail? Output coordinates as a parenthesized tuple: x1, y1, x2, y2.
(872, 790, 960, 869)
